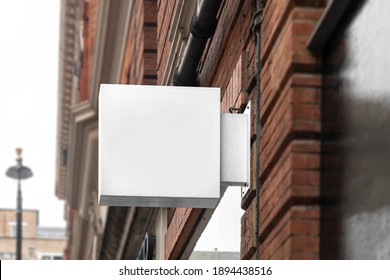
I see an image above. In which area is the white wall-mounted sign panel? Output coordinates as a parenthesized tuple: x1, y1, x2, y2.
(98, 84, 220, 208)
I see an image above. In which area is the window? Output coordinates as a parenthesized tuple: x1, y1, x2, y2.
(0, 252, 16, 260)
(37, 227, 66, 239)
(8, 222, 26, 237)
(39, 254, 63, 260)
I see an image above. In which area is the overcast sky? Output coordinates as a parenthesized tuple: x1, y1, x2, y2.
(0, 0, 65, 227)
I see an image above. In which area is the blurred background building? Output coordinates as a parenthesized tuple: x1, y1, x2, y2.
(56, 0, 390, 260)
(0, 209, 65, 260)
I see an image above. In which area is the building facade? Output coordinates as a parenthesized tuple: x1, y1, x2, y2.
(0, 209, 66, 260)
(56, 0, 390, 260)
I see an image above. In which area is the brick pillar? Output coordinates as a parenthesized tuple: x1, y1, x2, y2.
(254, 0, 326, 259)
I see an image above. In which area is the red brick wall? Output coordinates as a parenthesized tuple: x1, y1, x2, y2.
(79, 0, 99, 102)
(253, 0, 326, 260)
(164, 208, 203, 259)
(121, 0, 157, 85)
(163, 0, 255, 259)
(161, 0, 328, 260)
(200, 0, 252, 91)
(157, 0, 177, 85)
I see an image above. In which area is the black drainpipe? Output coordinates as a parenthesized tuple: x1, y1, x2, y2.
(173, 0, 223, 87)
(253, 0, 263, 260)
(173, 0, 222, 259)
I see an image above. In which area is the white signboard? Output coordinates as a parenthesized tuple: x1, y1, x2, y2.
(98, 84, 221, 208)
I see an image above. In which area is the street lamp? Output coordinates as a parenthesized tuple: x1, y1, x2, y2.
(5, 148, 33, 260)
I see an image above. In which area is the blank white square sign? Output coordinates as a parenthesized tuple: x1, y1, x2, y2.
(98, 84, 220, 208)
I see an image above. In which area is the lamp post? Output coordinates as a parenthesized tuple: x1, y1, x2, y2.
(5, 148, 33, 260)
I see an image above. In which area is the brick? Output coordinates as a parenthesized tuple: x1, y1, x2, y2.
(259, 205, 320, 260)
(164, 208, 202, 260)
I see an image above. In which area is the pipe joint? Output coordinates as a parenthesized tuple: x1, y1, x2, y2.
(252, 8, 263, 34)
(173, 68, 200, 87)
(190, 14, 218, 39)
